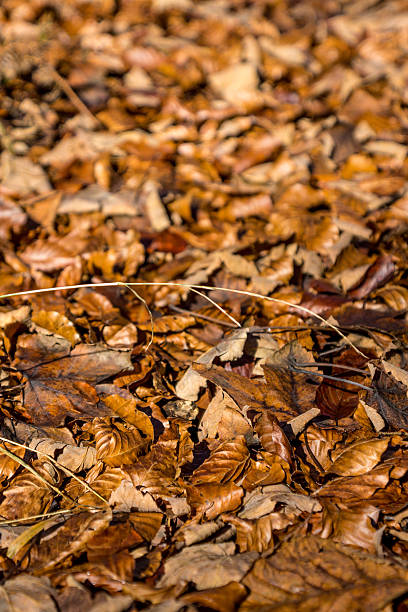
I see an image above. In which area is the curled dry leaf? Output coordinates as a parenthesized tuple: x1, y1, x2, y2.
(315, 457, 408, 513)
(29, 438, 96, 472)
(74, 467, 127, 508)
(30, 510, 112, 571)
(192, 435, 249, 484)
(0, 460, 58, 520)
(109, 479, 161, 513)
(31, 310, 80, 346)
(0, 442, 27, 481)
(348, 255, 395, 298)
(187, 482, 244, 520)
(180, 581, 247, 612)
(221, 513, 277, 553)
(300, 425, 343, 471)
(127, 443, 182, 496)
(199, 389, 252, 442)
(92, 417, 148, 467)
(254, 411, 293, 465)
(102, 394, 154, 439)
(192, 361, 317, 422)
(317, 502, 380, 553)
(328, 438, 389, 476)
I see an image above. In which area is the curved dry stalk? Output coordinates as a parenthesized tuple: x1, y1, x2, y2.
(0, 280, 369, 358)
(0, 443, 72, 502)
(0, 437, 108, 506)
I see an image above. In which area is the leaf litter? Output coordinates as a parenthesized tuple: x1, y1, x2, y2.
(1, 0, 408, 610)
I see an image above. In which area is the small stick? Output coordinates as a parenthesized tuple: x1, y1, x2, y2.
(304, 427, 324, 473)
(295, 362, 369, 375)
(47, 64, 102, 127)
(290, 367, 372, 391)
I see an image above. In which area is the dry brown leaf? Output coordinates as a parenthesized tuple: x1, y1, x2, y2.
(102, 394, 154, 439)
(199, 388, 252, 441)
(0, 152, 51, 197)
(221, 513, 276, 553)
(157, 542, 257, 590)
(192, 435, 249, 484)
(318, 502, 380, 553)
(209, 63, 259, 105)
(241, 535, 408, 611)
(255, 411, 293, 465)
(187, 482, 244, 520)
(193, 360, 317, 422)
(0, 442, 27, 482)
(180, 581, 247, 612)
(30, 510, 112, 571)
(13, 334, 132, 426)
(127, 443, 182, 496)
(0, 460, 58, 520)
(29, 438, 96, 472)
(328, 438, 389, 476)
(92, 417, 148, 467)
(31, 310, 81, 346)
(0, 574, 58, 612)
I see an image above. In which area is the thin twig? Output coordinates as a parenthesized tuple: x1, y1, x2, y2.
(295, 362, 369, 375)
(303, 427, 324, 473)
(189, 287, 240, 327)
(0, 506, 99, 527)
(291, 367, 372, 391)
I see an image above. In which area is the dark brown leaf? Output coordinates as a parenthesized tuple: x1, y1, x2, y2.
(13, 334, 132, 425)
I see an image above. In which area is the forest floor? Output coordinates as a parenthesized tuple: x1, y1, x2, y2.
(1, 0, 408, 610)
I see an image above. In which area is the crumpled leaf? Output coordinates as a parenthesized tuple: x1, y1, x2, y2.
(187, 482, 244, 520)
(157, 542, 257, 590)
(241, 535, 408, 611)
(30, 510, 112, 571)
(0, 460, 58, 520)
(14, 334, 132, 425)
(92, 417, 148, 466)
(0, 574, 58, 612)
(29, 438, 96, 472)
(192, 435, 249, 484)
(193, 360, 317, 421)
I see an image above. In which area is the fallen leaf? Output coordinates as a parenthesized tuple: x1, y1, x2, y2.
(0, 574, 58, 612)
(328, 438, 389, 476)
(241, 535, 408, 610)
(157, 542, 257, 590)
(192, 436, 249, 484)
(14, 334, 132, 425)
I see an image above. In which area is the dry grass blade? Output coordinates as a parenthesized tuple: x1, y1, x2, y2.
(0, 281, 369, 358)
(6, 516, 57, 559)
(0, 507, 96, 527)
